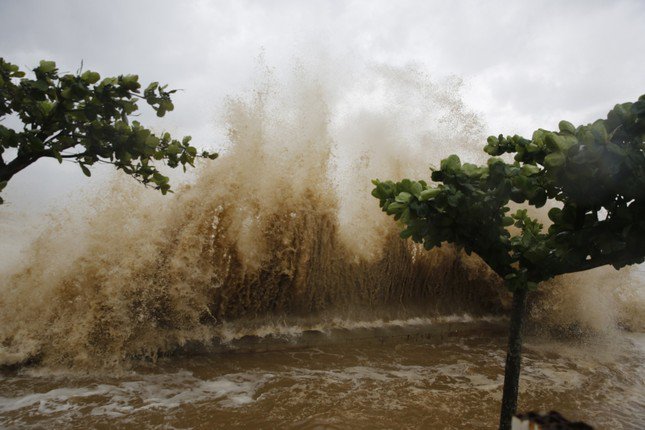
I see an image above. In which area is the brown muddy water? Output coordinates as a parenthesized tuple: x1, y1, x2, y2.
(1, 65, 644, 429)
(1, 318, 643, 429)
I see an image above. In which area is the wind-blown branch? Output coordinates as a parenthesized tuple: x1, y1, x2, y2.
(0, 58, 218, 203)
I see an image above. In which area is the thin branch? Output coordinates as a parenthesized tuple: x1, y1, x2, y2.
(42, 129, 69, 145)
(93, 159, 117, 165)
(59, 152, 87, 159)
(33, 148, 88, 160)
(535, 247, 643, 282)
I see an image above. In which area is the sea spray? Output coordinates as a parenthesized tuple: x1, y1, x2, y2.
(0, 63, 641, 369)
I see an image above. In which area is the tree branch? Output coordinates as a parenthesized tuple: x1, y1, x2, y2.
(40, 149, 88, 159)
(0, 148, 90, 182)
(42, 129, 69, 145)
(547, 247, 643, 280)
(0, 153, 38, 182)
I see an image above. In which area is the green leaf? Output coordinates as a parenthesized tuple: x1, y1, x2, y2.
(606, 143, 626, 156)
(419, 188, 441, 201)
(166, 143, 181, 155)
(395, 191, 412, 203)
(553, 134, 577, 152)
(385, 202, 406, 214)
(462, 163, 483, 177)
(81, 70, 100, 84)
(39, 101, 54, 115)
(543, 134, 571, 154)
(543, 152, 565, 168)
(410, 181, 423, 199)
(590, 121, 608, 142)
(447, 191, 462, 207)
(38, 60, 56, 73)
(484, 136, 499, 155)
(558, 120, 576, 134)
(440, 154, 461, 172)
(502, 216, 514, 227)
(80, 164, 92, 177)
(52, 150, 62, 163)
(520, 164, 540, 176)
(120, 74, 139, 90)
(400, 228, 413, 239)
(32, 80, 49, 91)
(100, 77, 118, 86)
(631, 100, 645, 116)
(145, 135, 159, 147)
(160, 99, 174, 112)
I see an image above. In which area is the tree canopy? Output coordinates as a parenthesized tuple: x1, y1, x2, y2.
(372, 94, 645, 290)
(0, 59, 218, 203)
(372, 94, 645, 429)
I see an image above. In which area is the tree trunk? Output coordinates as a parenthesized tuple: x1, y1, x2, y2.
(498, 287, 529, 430)
(0, 155, 37, 183)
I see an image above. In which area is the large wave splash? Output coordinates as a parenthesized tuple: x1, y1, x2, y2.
(0, 63, 641, 368)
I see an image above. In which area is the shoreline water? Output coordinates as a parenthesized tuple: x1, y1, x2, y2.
(1, 322, 642, 429)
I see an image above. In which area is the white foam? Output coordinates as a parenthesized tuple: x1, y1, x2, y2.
(0, 371, 274, 419)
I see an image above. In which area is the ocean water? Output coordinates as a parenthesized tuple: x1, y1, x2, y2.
(1, 62, 643, 429)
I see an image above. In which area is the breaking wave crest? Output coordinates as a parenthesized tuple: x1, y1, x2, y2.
(0, 63, 642, 369)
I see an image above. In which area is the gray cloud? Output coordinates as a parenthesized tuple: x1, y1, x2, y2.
(1, 0, 644, 212)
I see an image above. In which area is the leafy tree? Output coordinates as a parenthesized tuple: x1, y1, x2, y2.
(372, 94, 645, 430)
(0, 58, 218, 203)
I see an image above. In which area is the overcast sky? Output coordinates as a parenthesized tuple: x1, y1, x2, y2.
(1, 0, 644, 215)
